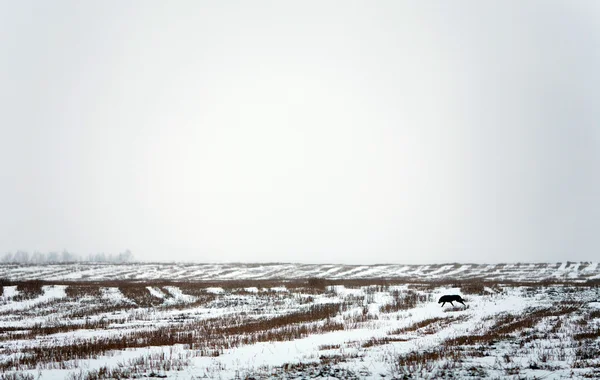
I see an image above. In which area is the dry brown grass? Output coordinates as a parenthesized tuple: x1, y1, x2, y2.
(2, 277, 599, 375)
(389, 315, 468, 335)
(10, 280, 44, 301)
(445, 304, 581, 347)
(118, 284, 163, 307)
(361, 336, 409, 348)
(573, 327, 600, 341)
(0, 278, 10, 297)
(318, 343, 341, 350)
(0, 302, 344, 371)
(379, 289, 429, 313)
(392, 346, 464, 375)
(64, 284, 101, 299)
(0, 318, 119, 342)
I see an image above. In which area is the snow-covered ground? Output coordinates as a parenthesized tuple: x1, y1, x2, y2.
(0, 264, 599, 379)
(1, 261, 599, 282)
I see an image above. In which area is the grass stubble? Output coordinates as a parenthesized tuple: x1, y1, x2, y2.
(0, 277, 598, 378)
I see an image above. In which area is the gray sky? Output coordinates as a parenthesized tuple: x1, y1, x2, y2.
(1, 1, 599, 264)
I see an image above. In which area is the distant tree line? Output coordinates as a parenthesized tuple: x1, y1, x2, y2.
(0, 249, 134, 264)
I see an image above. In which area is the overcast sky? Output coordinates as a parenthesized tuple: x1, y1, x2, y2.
(1, 1, 599, 264)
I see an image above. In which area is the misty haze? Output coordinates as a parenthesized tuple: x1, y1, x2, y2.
(1, 2, 599, 379)
(1, 1, 599, 264)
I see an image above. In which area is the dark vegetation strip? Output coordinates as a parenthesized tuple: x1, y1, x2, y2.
(2, 277, 599, 292)
(389, 315, 468, 336)
(393, 346, 464, 374)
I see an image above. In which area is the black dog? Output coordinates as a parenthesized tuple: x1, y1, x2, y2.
(438, 294, 466, 307)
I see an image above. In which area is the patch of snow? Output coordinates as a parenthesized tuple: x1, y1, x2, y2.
(163, 286, 196, 303)
(147, 286, 166, 298)
(426, 265, 454, 276)
(0, 285, 67, 312)
(554, 262, 568, 276)
(328, 285, 364, 298)
(582, 262, 598, 272)
(1, 285, 19, 299)
(483, 286, 498, 294)
(101, 287, 130, 303)
(205, 287, 224, 294)
(444, 265, 471, 276)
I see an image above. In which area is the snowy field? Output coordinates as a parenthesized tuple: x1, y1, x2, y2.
(0, 263, 599, 379)
(1, 261, 599, 282)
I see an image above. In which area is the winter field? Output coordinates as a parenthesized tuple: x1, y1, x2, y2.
(0, 262, 599, 379)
